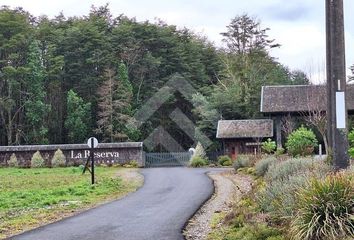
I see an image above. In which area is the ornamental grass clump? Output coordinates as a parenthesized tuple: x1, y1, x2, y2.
(290, 173, 354, 240)
(218, 155, 232, 166)
(51, 149, 66, 167)
(31, 151, 45, 168)
(255, 156, 277, 177)
(189, 156, 208, 167)
(258, 173, 312, 218)
(265, 157, 321, 183)
(189, 142, 208, 167)
(8, 153, 18, 167)
(257, 158, 331, 219)
(233, 155, 253, 170)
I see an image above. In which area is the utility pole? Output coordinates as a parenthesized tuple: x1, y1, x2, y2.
(326, 0, 350, 169)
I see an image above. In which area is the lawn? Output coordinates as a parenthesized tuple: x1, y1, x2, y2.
(0, 167, 143, 239)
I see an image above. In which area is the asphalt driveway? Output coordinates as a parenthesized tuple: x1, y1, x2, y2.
(10, 168, 226, 240)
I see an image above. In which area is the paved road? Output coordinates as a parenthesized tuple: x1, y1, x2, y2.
(11, 168, 226, 240)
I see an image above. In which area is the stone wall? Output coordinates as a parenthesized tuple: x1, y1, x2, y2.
(0, 142, 144, 167)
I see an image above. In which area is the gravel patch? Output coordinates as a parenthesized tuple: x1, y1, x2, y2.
(183, 170, 253, 240)
(116, 168, 144, 185)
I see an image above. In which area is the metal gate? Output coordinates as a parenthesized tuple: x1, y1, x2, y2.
(144, 152, 192, 168)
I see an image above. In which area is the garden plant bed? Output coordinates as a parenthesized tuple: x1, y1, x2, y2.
(0, 167, 143, 239)
(204, 156, 354, 240)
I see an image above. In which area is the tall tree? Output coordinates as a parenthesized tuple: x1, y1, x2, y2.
(213, 14, 309, 120)
(221, 14, 280, 55)
(37, 16, 65, 144)
(0, 7, 33, 145)
(96, 62, 138, 142)
(25, 40, 50, 144)
(96, 68, 115, 142)
(64, 90, 91, 143)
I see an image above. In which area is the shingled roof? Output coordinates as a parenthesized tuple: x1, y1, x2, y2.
(260, 84, 354, 113)
(216, 119, 273, 139)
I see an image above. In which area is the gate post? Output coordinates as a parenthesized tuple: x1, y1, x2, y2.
(142, 151, 146, 167)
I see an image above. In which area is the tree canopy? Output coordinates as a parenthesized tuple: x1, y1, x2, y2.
(0, 7, 311, 151)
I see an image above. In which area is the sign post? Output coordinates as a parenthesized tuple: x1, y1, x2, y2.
(87, 137, 98, 184)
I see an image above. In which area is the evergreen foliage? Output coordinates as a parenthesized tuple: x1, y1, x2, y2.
(31, 151, 45, 168)
(51, 149, 66, 167)
(262, 138, 276, 154)
(348, 128, 354, 158)
(64, 90, 91, 143)
(25, 40, 50, 144)
(286, 126, 318, 157)
(218, 155, 232, 166)
(189, 156, 208, 167)
(8, 154, 18, 167)
(290, 173, 354, 240)
(0, 7, 310, 149)
(193, 142, 207, 159)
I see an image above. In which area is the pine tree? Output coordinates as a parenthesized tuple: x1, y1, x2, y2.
(25, 40, 50, 144)
(0, 7, 33, 145)
(96, 68, 115, 142)
(96, 62, 139, 142)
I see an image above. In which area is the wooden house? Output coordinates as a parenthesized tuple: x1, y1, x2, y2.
(216, 119, 273, 159)
(260, 84, 354, 148)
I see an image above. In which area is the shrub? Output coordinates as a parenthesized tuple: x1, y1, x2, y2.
(129, 160, 139, 168)
(233, 155, 253, 170)
(275, 147, 285, 157)
(193, 142, 206, 159)
(348, 128, 354, 158)
(8, 153, 18, 167)
(258, 160, 331, 219)
(255, 156, 277, 177)
(257, 173, 311, 218)
(262, 138, 276, 154)
(290, 173, 354, 240)
(218, 155, 232, 166)
(258, 157, 331, 215)
(265, 157, 329, 183)
(286, 126, 318, 157)
(189, 156, 208, 167)
(31, 151, 45, 168)
(51, 149, 66, 167)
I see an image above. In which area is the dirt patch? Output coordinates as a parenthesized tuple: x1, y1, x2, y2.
(116, 168, 144, 185)
(183, 170, 253, 240)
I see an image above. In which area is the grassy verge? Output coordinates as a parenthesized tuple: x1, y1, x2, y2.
(0, 167, 143, 239)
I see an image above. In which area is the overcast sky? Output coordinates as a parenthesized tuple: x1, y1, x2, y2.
(2, 0, 354, 83)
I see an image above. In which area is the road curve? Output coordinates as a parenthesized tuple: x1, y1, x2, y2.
(10, 168, 225, 240)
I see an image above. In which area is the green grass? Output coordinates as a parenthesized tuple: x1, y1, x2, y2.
(0, 167, 142, 239)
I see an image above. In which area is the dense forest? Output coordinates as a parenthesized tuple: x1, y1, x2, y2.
(0, 5, 312, 150)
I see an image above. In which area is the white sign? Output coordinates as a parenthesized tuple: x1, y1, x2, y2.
(188, 148, 196, 156)
(70, 150, 119, 159)
(87, 137, 98, 148)
(336, 92, 346, 129)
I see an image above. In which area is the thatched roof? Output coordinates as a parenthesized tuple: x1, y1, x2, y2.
(216, 119, 273, 139)
(261, 84, 354, 113)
